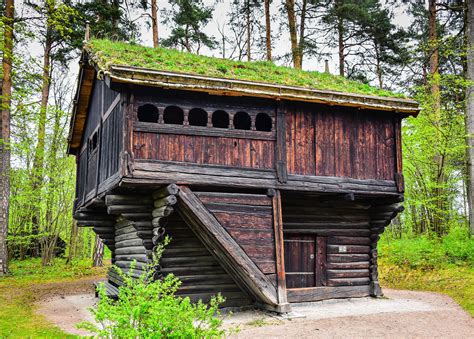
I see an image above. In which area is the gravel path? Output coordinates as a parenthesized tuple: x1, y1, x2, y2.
(37, 288, 473, 338)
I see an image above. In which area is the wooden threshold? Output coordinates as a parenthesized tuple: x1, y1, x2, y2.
(287, 285, 370, 303)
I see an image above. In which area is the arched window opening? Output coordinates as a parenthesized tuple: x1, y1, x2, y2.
(137, 104, 159, 123)
(163, 105, 184, 125)
(256, 113, 272, 132)
(212, 110, 229, 128)
(188, 108, 208, 127)
(233, 111, 251, 130)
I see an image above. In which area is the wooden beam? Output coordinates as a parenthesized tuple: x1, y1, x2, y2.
(271, 189, 290, 309)
(176, 186, 279, 307)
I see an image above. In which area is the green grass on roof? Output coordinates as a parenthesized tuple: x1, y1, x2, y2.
(85, 39, 405, 99)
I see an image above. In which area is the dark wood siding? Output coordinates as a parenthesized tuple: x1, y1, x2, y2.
(196, 191, 277, 276)
(285, 103, 396, 181)
(282, 194, 371, 289)
(75, 79, 122, 208)
(134, 132, 274, 169)
(163, 212, 252, 307)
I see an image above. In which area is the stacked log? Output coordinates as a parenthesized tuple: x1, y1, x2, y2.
(151, 184, 179, 279)
(74, 206, 116, 260)
(368, 202, 404, 297)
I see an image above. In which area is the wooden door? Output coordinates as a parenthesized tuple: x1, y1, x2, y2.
(284, 234, 327, 288)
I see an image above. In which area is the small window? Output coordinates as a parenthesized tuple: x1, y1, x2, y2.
(233, 111, 251, 130)
(163, 106, 184, 125)
(89, 131, 99, 154)
(137, 104, 159, 123)
(256, 113, 272, 132)
(212, 110, 229, 128)
(188, 108, 208, 126)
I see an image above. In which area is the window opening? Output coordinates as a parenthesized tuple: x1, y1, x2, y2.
(188, 108, 208, 126)
(256, 113, 272, 132)
(212, 110, 229, 128)
(163, 106, 184, 125)
(137, 104, 159, 123)
(233, 111, 251, 130)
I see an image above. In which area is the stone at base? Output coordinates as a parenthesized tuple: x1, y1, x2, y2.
(370, 281, 383, 297)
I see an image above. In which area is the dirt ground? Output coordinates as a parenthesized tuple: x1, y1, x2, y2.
(37, 285, 474, 338)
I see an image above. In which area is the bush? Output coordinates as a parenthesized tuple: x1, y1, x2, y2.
(78, 242, 225, 338)
(380, 227, 474, 269)
(442, 227, 474, 264)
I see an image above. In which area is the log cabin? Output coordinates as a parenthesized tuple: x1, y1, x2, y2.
(68, 40, 419, 313)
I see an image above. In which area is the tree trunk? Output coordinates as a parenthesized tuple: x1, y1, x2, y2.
(466, 0, 474, 234)
(246, 0, 251, 62)
(264, 0, 272, 61)
(151, 0, 159, 47)
(285, 0, 301, 69)
(92, 234, 104, 267)
(298, 0, 307, 68)
(66, 220, 78, 264)
(0, 0, 14, 276)
(336, 0, 344, 76)
(31, 25, 52, 257)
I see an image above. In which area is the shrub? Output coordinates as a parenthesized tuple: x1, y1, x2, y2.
(442, 227, 474, 264)
(78, 241, 225, 338)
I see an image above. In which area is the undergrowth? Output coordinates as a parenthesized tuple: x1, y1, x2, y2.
(379, 227, 474, 316)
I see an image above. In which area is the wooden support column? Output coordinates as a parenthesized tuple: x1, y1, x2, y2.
(270, 189, 291, 311)
(275, 104, 288, 183)
(394, 117, 404, 192)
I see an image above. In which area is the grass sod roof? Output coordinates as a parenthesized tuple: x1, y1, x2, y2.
(84, 40, 422, 113)
(86, 39, 404, 98)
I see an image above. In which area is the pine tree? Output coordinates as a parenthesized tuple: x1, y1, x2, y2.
(161, 0, 216, 54)
(0, 0, 14, 275)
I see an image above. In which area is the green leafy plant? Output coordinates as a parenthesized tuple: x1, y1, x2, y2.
(78, 240, 225, 338)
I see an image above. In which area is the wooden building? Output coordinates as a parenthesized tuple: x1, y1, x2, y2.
(68, 40, 419, 313)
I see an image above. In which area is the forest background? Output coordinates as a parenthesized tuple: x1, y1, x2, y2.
(0, 0, 473, 315)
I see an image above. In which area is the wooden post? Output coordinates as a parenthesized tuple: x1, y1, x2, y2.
(271, 189, 290, 310)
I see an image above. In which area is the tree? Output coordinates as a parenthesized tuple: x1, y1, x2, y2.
(265, 0, 272, 61)
(151, 0, 159, 47)
(465, 0, 474, 234)
(0, 0, 14, 275)
(284, 0, 307, 69)
(161, 0, 216, 54)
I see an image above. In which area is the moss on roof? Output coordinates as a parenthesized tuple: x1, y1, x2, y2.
(85, 39, 405, 99)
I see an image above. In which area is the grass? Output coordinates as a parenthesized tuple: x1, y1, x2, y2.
(86, 39, 406, 98)
(0, 258, 108, 337)
(379, 228, 474, 316)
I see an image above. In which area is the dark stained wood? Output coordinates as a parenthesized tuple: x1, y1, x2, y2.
(316, 236, 327, 286)
(287, 285, 370, 302)
(272, 190, 289, 306)
(176, 186, 279, 307)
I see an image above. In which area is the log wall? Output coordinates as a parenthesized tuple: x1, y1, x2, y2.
(162, 212, 252, 307)
(281, 195, 372, 292)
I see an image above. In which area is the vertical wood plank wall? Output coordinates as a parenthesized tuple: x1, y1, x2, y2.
(195, 191, 277, 284)
(134, 132, 274, 169)
(75, 79, 122, 206)
(284, 103, 396, 180)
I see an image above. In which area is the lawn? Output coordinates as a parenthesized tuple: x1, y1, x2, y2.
(0, 258, 108, 337)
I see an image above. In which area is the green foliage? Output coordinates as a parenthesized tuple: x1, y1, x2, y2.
(85, 39, 406, 98)
(0, 258, 108, 337)
(162, 0, 217, 53)
(379, 228, 474, 269)
(379, 261, 474, 316)
(79, 242, 225, 338)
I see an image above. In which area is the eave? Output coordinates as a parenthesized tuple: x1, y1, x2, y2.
(106, 64, 420, 116)
(67, 53, 96, 155)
